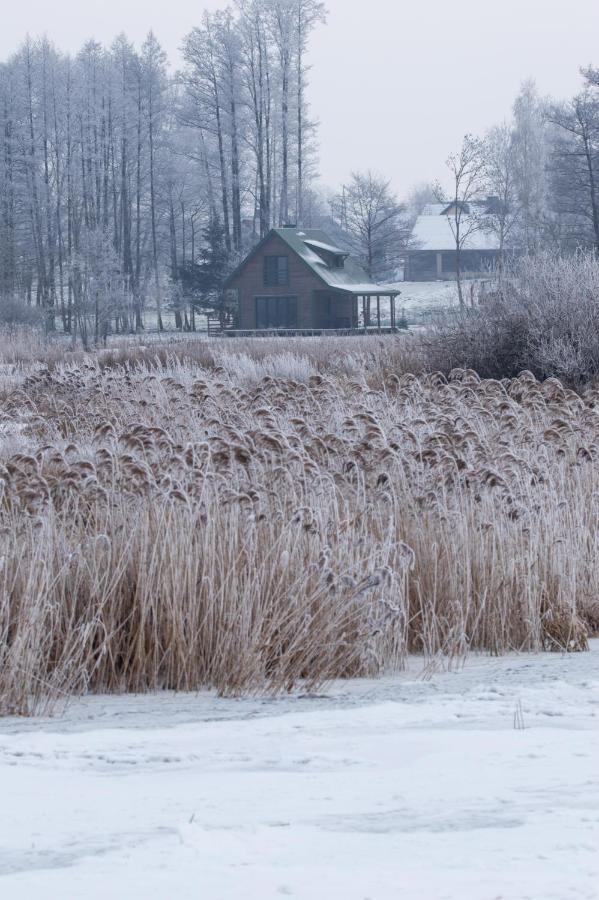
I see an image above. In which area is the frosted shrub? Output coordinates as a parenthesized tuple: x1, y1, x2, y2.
(212, 351, 266, 385)
(213, 350, 317, 384)
(427, 252, 599, 385)
(262, 352, 317, 382)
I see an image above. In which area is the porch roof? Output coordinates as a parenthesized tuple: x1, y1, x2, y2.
(333, 284, 401, 296)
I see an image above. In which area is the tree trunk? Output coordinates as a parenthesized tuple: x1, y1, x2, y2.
(24, 43, 50, 328)
(582, 128, 599, 254)
(169, 192, 181, 330)
(279, 60, 289, 225)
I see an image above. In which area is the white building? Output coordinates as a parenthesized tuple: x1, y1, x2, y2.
(405, 200, 517, 281)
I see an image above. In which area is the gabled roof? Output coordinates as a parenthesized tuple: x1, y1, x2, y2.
(409, 201, 520, 252)
(225, 228, 400, 295)
(440, 201, 471, 216)
(410, 213, 503, 252)
(410, 196, 518, 252)
(421, 203, 448, 217)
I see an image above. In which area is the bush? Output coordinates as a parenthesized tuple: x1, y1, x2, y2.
(0, 297, 44, 329)
(425, 253, 599, 386)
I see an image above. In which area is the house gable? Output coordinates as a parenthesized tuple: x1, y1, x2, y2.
(226, 232, 338, 330)
(225, 230, 334, 294)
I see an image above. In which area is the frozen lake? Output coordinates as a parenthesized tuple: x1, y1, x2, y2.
(1, 645, 597, 899)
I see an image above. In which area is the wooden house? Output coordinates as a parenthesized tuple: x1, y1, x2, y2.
(223, 227, 400, 333)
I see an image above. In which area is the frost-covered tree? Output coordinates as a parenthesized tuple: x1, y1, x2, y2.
(483, 124, 520, 268)
(70, 226, 128, 349)
(331, 171, 408, 281)
(0, 7, 327, 333)
(512, 81, 549, 251)
(438, 135, 488, 306)
(546, 73, 599, 253)
(404, 182, 438, 226)
(294, 0, 327, 225)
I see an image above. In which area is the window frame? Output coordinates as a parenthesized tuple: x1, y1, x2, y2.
(264, 254, 290, 287)
(255, 295, 298, 330)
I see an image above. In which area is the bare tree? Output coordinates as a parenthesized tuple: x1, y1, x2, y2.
(0, 8, 326, 333)
(70, 226, 128, 349)
(512, 81, 548, 252)
(294, 0, 326, 225)
(140, 32, 167, 329)
(0, 60, 18, 303)
(181, 16, 233, 251)
(438, 135, 487, 307)
(237, 0, 273, 236)
(214, 11, 244, 251)
(332, 171, 408, 281)
(237, 0, 272, 236)
(404, 182, 437, 224)
(483, 124, 520, 270)
(547, 78, 599, 254)
(269, 0, 294, 226)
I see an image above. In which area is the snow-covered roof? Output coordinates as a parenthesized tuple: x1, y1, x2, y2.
(302, 238, 349, 258)
(227, 228, 400, 295)
(275, 228, 401, 293)
(412, 197, 520, 251)
(411, 203, 514, 252)
(421, 203, 448, 217)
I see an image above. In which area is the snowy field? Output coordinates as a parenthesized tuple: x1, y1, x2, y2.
(0, 645, 597, 900)
(399, 280, 461, 326)
(400, 279, 460, 310)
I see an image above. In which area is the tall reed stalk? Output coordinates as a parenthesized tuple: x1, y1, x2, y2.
(0, 342, 594, 714)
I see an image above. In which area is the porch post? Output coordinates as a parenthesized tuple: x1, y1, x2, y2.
(436, 252, 443, 278)
(390, 295, 396, 330)
(362, 296, 367, 332)
(376, 295, 381, 332)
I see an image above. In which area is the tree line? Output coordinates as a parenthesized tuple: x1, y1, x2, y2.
(0, 0, 326, 342)
(3, 8, 599, 339)
(433, 71, 599, 303)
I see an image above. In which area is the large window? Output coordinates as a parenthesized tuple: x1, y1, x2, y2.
(264, 255, 289, 287)
(255, 296, 298, 329)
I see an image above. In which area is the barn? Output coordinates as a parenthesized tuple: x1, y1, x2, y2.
(405, 200, 517, 281)
(223, 227, 401, 333)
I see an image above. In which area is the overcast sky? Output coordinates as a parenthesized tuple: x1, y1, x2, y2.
(2, 0, 598, 196)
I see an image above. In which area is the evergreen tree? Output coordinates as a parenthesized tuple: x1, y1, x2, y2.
(178, 217, 234, 325)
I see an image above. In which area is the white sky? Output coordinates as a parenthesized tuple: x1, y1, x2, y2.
(2, 0, 598, 196)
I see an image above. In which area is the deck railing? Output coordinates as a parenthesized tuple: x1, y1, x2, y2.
(209, 325, 404, 338)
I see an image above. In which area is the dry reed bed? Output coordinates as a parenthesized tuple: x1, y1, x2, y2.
(0, 349, 596, 714)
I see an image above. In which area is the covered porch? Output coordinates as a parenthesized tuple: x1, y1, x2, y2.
(217, 284, 403, 337)
(352, 287, 402, 332)
(312, 287, 402, 332)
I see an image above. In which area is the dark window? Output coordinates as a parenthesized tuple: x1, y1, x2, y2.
(264, 255, 289, 287)
(255, 296, 298, 329)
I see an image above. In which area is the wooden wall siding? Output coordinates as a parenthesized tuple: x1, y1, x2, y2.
(228, 233, 349, 330)
(312, 291, 355, 328)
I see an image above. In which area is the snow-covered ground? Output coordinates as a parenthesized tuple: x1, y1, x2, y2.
(400, 279, 460, 308)
(1, 645, 597, 900)
(399, 280, 460, 325)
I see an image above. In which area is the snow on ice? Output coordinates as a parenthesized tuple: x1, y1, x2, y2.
(0, 645, 597, 899)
